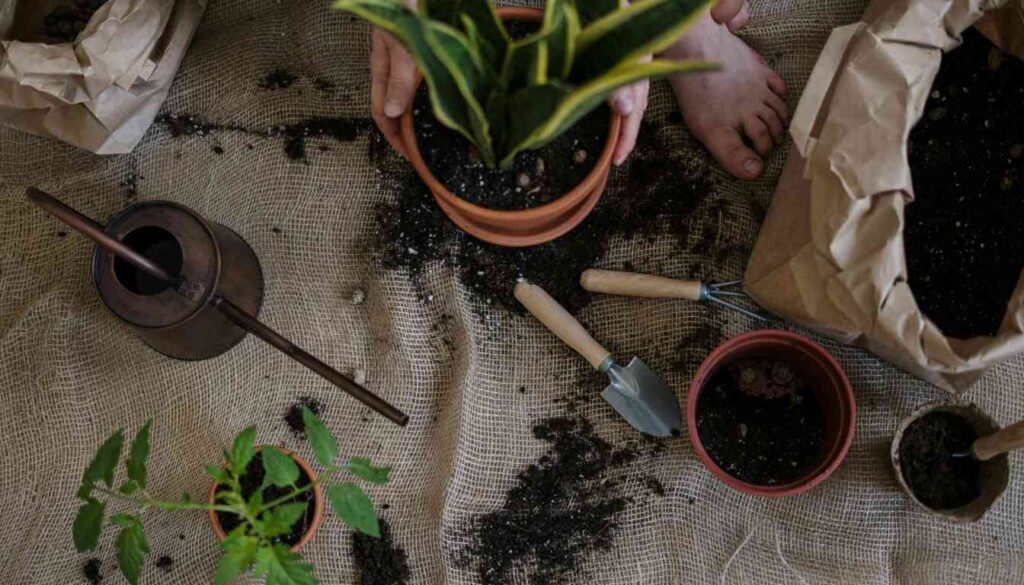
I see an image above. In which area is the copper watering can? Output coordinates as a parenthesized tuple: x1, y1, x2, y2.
(27, 188, 408, 427)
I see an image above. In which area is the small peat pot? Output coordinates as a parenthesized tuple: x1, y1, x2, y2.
(208, 447, 325, 551)
(398, 6, 621, 248)
(687, 330, 856, 497)
(890, 402, 1016, 523)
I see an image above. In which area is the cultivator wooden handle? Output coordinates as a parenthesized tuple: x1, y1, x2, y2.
(580, 269, 703, 300)
(514, 281, 612, 370)
(973, 420, 1024, 461)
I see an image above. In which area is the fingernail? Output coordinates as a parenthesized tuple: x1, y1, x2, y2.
(614, 96, 634, 116)
(384, 99, 405, 118)
(744, 158, 762, 175)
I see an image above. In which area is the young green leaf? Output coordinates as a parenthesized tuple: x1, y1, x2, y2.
(205, 464, 230, 485)
(125, 419, 152, 489)
(119, 479, 139, 495)
(81, 429, 125, 493)
(253, 544, 316, 585)
(261, 448, 300, 488)
(72, 498, 105, 552)
(328, 483, 380, 538)
(576, 0, 621, 26)
(215, 532, 259, 585)
(229, 427, 257, 476)
(260, 502, 309, 538)
(347, 457, 391, 485)
(302, 407, 338, 468)
(109, 514, 136, 527)
(115, 519, 149, 585)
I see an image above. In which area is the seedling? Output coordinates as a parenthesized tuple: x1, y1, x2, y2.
(72, 408, 390, 585)
(334, 0, 717, 168)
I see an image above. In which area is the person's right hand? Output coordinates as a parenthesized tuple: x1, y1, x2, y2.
(371, 28, 418, 158)
(710, 0, 750, 32)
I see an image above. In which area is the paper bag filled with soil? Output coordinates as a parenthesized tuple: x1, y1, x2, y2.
(0, 0, 206, 154)
(744, 0, 1024, 393)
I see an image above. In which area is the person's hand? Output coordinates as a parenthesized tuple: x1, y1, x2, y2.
(371, 28, 418, 157)
(607, 54, 651, 166)
(711, 0, 750, 32)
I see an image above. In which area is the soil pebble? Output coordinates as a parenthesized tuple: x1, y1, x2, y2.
(82, 558, 103, 584)
(285, 396, 324, 439)
(898, 411, 981, 510)
(155, 556, 173, 573)
(906, 29, 1024, 338)
(695, 357, 825, 485)
(351, 519, 412, 585)
(215, 452, 315, 547)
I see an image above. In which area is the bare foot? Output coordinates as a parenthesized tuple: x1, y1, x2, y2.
(662, 13, 788, 180)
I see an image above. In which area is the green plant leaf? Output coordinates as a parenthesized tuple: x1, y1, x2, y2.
(262, 448, 300, 488)
(253, 544, 316, 585)
(502, 58, 717, 165)
(205, 465, 230, 485)
(228, 427, 257, 476)
(576, 0, 620, 26)
(302, 407, 338, 468)
(328, 483, 380, 537)
(115, 518, 148, 585)
(125, 419, 152, 490)
(346, 457, 391, 485)
(119, 479, 139, 495)
(423, 0, 508, 70)
(260, 502, 309, 538)
(80, 429, 125, 495)
(72, 498, 105, 552)
(544, 0, 581, 79)
(502, 28, 552, 90)
(572, 0, 713, 82)
(215, 532, 259, 585)
(109, 514, 136, 527)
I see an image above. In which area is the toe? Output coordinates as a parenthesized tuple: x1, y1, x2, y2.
(742, 116, 773, 157)
(758, 107, 785, 144)
(767, 70, 788, 96)
(765, 90, 789, 123)
(705, 126, 764, 180)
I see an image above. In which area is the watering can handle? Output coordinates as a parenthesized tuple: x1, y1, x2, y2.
(580, 269, 703, 301)
(973, 420, 1024, 461)
(514, 281, 612, 370)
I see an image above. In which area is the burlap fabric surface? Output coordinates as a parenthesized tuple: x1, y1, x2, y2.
(1, 1, 1022, 583)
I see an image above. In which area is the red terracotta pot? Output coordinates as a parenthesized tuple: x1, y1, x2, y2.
(687, 330, 856, 497)
(398, 6, 622, 248)
(207, 446, 324, 552)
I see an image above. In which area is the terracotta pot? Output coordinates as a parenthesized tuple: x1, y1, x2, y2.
(687, 330, 856, 497)
(207, 446, 325, 552)
(398, 6, 622, 248)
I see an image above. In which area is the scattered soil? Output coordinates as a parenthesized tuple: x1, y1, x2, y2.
(898, 411, 981, 510)
(82, 558, 103, 584)
(375, 120, 719, 314)
(43, 0, 105, 43)
(284, 396, 324, 439)
(696, 357, 825, 485)
(906, 29, 1024, 339)
(413, 88, 606, 210)
(351, 519, 412, 585)
(259, 68, 297, 90)
(154, 555, 173, 573)
(215, 452, 315, 547)
(459, 416, 663, 585)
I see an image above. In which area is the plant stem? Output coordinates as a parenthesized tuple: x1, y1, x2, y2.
(93, 486, 235, 514)
(256, 467, 340, 513)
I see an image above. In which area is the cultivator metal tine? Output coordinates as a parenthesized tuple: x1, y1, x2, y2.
(706, 293, 771, 322)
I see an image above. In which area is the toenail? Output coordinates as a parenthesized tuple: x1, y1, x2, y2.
(744, 159, 762, 175)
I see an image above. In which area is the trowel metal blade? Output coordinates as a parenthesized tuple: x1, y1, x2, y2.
(601, 357, 682, 438)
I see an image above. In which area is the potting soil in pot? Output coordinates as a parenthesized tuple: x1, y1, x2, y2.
(898, 411, 982, 510)
(696, 358, 826, 485)
(905, 28, 1024, 339)
(214, 452, 316, 547)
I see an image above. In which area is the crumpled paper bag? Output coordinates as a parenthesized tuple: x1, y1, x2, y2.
(744, 0, 1024, 393)
(0, 0, 206, 154)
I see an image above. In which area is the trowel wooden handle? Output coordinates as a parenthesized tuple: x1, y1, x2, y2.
(973, 420, 1024, 461)
(514, 281, 611, 370)
(580, 269, 703, 301)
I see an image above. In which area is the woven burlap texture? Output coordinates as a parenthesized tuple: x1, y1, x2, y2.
(1, 1, 1021, 583)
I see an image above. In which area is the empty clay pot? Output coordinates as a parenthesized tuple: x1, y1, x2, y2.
(687, 330, 856, 497)
(890, 401, 1011, 523)
(207, 446, 324, 552)
(398, 6, 621, 248)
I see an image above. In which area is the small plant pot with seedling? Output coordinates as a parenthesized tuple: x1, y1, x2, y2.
(891, 401, 1022, 523)
(335, 0, 718, 247)
(687, 330, 856, 497)
(71, 407, 390, 585)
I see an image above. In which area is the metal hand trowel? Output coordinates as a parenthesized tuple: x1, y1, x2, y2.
(514, 281, 681, 437)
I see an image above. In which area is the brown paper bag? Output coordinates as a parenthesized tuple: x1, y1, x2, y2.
(744, 0, 1024, 393)
(0, 0, 206, 154)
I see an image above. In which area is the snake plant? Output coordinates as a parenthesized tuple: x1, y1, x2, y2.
(334, 0, 717, 168)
